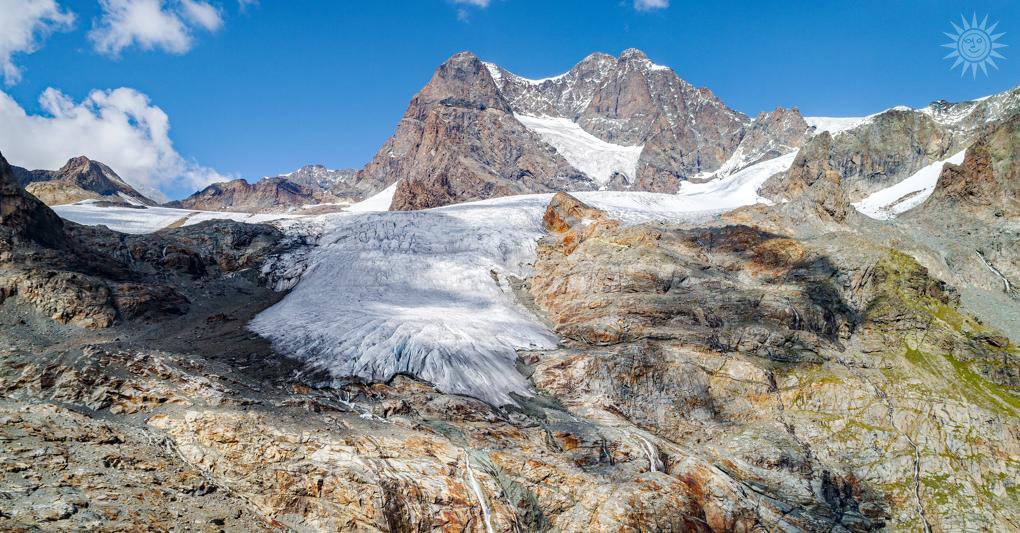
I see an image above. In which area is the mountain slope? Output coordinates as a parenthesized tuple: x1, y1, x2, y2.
(11, 156, 156, 207)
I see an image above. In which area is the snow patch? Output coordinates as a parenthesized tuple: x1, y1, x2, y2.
(117, 192, 145, 206)
(852, 150, 966, 220)
(482, 62, 503, 85)
(515, 114, 643, 186)
(677, 152, 798, 211)
(346, 181, 398, 213)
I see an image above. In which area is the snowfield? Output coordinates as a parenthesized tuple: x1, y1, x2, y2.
(853, 150, 966, 220)
(804, 116, 869, 136)
(52, 202, 304, 234)
(677, 152, 796, 210)
(516, 114, 643, 187)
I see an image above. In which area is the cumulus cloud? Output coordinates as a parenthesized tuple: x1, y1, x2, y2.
(89, 0, 223, 56)
(634, 0, 668, 11)
(0, 0, 75, 85)
(0, 87, 228, 201)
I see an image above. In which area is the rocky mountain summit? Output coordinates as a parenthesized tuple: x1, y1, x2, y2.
(351, 48, 811, 210)
(10, 156, 155, 207)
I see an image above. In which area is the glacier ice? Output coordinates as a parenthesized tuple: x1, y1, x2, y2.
(249, 160, 796, 405)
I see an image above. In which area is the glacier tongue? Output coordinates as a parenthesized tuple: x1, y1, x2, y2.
(249, 195, 558, 405)
(249, 191, 737, 405)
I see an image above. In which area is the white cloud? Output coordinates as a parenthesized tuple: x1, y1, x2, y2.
(0, 87, 228, 201)
(237, 0, 257, 11)
(0, 0, 75, 85)
(89, 0, 222, 57)
(634, 0, 668, 10)
(452, 0, 490, 6)
(181, 0, 222, 31)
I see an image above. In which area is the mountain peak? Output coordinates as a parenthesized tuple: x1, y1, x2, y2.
(619, 48, 649, 61)
(59, 155, 97, 172)
(445, 50, 481, 65)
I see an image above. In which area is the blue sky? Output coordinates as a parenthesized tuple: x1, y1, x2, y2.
(2, 0, 1019, 199)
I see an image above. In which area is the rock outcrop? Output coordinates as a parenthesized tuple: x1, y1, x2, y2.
(11, 156, 155, 207)
(526, 193, 1019, 532)
(265, 164, 361, 200)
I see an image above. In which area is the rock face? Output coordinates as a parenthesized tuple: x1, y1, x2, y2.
(0, 153, 69, 250)
(923, 112, 1020, 219)
(764, 132, 852, 223)
(491, 48, 755, 186)
(762, 88, 1020, 205)
(166, 177, 334, 213)
(359, 49, 813, 209)
(715, 106, 811, 177)
(10, 156, 155, 206)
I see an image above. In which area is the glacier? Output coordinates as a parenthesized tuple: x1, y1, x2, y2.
(249, 154, 797, 405)
(49, 154, 799, 406)
(52, 201, 305, 234)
